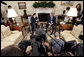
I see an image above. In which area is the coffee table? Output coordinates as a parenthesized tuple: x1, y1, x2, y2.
(59, 24, 74, 30)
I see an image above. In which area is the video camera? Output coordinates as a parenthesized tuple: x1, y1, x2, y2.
(30, 34, 47, 54)
(30, 34, 46, 43)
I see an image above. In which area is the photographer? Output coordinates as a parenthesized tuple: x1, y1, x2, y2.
(18, 40, 32, 56)
(1, 40, 32, 56)
(30, 29, 50, 56)
(50, 32, 65, 56)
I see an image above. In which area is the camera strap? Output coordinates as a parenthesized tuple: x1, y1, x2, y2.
(47, 33, 63, 48)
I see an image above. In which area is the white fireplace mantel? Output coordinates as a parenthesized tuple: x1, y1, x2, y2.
(35, 8, 54, 17)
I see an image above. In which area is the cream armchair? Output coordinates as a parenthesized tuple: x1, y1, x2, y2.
(60, 25, 83, 43)
(1, 25, 23, 49)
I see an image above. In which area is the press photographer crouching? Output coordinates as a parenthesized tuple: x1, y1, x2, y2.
(1, 29, 49, 56)
(29, 29, 50, 56)
(1, 40, 32, 56)
(18, 40, 32, 56)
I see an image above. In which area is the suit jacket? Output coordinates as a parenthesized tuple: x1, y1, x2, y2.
(31, 16, 37, 24)
(47, 16, 56, 24)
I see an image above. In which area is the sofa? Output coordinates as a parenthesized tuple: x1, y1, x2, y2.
(60, 25, 83, 43)
(1, 25, 23, 49)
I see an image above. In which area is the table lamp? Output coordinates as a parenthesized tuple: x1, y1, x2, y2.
(7, 9, 17, 24)
(67, 7, 77, 20)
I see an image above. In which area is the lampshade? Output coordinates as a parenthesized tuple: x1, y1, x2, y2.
(67, 8, 77, 17)
(7, 9, 17, 18)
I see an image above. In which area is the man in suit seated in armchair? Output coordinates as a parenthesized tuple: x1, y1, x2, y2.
(46, 13, 56, 35)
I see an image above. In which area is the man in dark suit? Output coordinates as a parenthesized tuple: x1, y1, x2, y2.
(46, 13, 56, 35)
(31, 13, 39, 35)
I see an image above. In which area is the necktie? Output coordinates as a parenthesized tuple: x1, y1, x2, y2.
(51, 17, 52, 23)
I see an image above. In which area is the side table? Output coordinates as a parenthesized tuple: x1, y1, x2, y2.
(10, 23, 26, 38)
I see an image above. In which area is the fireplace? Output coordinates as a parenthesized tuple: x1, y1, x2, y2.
(38, 13, 49, 22)
(35, 8, 54, 22)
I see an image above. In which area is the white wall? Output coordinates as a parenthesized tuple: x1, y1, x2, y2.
(53, 1, 83, 15)
(1, 1, 83, 22)
(1, 1, 35, 22)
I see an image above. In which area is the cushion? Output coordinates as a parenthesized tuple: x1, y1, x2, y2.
(2, 26, 11, 38)
(2, 32, 23, 44)
(61, 32, 76, 41)
(1, 32, 4, 40)
(79, 25, 83, 35)
(80, 30, 83, 35)
(77, 25, 83, 33)
(1, 41, 14, 50)
(61, 30, 71, 33)
(11, 31, 19, 34)
(77, 25, 83, 28)
(61, 32, 82, 43)
(1, 25, 5, 30)
(71, 25, 83, 38)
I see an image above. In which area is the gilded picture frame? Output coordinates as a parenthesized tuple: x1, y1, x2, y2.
(18, 2, 26, 9)
(61, 1, 74, 6)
